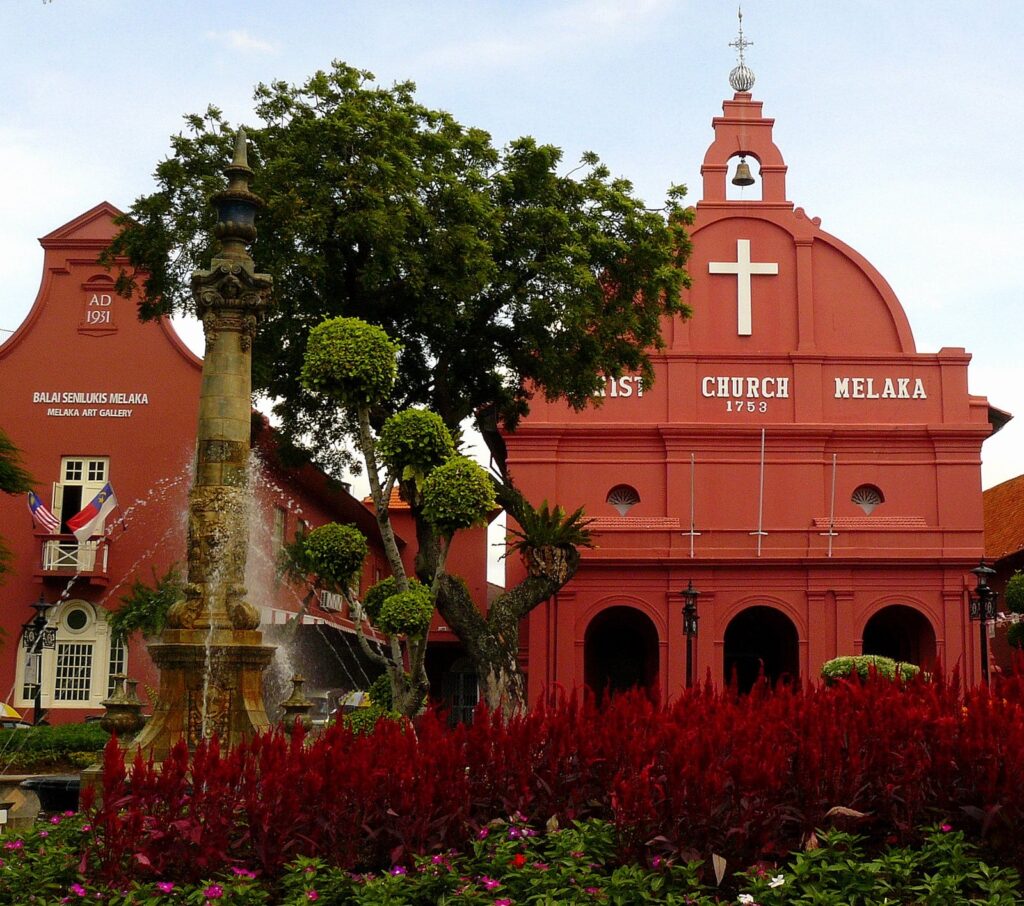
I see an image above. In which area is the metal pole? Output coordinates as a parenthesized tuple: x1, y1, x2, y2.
(980, 617, 990, 685)
(686, 632, 694, 689)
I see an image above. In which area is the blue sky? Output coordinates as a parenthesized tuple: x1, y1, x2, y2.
(1, 0, 1020, 488)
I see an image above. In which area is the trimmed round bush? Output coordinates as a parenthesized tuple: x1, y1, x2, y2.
(363, 575, 424, 623)
(377, 585, 435, 637)
(303, 523, 368, 589)
(421, 455, 497, 535)
(300, 317, 400, 408)
(1005, 571, 1024, 614)
(1008, 622, 1024, 650)
(377, 408, 455, 484)
(343, 704, 399, 735)
(821, 655, 920, 684)
(367, 673, 394, 710)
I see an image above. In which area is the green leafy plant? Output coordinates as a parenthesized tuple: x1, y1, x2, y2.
(820, 654, 920, 684)
(377, 585, 435, 637)
(109, 566, 183, 642)
(0, 722, 108, 772)
(507, 498, 595, 583)
(302, 522, 368, 592)
(300, 316, 401, 409)
(421, 455, 497, 536)
(377, 408, 455, 488)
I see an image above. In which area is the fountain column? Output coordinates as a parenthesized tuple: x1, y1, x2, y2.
(133, 130, 275, 762)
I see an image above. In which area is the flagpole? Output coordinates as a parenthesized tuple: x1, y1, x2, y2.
(827, 454, 837, 557)
(749, 428, 767, 557)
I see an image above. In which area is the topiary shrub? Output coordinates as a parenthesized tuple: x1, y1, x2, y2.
(303, 523, 368, 590)
(421, 456, 497, 536)
(377, 409, 455, 486)
(1005, 571, 1024, 614)
(1008, 622, 1024, 650)
(821, 655, 920, 684)
(362, 575, 425, 624)
(367, 673, 393, 710)
(300, 317, 400, 409)
(377, 585, 435, 637)
(343, 705, 400, 735)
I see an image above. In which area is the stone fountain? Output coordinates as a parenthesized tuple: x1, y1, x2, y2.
(132, 129, 275, 762)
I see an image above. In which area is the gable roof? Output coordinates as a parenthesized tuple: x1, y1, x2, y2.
(984, 473, 1024, 561)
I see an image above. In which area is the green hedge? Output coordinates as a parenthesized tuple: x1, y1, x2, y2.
(821, 655, 921, 684)
(0, 722, 108, 772)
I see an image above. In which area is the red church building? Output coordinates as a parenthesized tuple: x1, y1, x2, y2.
(506, 83, 1007, 698)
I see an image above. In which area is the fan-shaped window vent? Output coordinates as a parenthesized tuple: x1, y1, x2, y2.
(606, 484, 641, 516)
(851, 484, 884, 515)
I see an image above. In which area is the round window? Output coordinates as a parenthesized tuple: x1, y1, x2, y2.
(65, 608, 89, 631)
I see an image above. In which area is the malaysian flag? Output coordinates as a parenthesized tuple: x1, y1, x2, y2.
(27, 491, 60, 534)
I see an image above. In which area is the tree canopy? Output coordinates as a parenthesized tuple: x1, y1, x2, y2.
(106, 61, 692, 475)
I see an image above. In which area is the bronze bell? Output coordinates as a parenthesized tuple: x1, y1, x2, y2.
(732, 157, 755, 187)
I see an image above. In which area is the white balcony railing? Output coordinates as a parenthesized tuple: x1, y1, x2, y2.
(41, 539, 107, 573)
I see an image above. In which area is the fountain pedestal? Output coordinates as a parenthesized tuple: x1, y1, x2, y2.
(133, 630, 274, 763)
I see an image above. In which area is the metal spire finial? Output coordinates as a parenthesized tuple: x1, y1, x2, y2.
(728, 7, 756, 93)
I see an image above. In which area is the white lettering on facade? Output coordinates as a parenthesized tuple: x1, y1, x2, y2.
(35, 390, 149, 416)
(701, 376, 790, 399)
(593, 375, 645, 399)
(834, 377, 927, 399)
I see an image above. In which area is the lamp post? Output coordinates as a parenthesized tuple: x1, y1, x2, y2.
(21, 595, 56, 726)
(680, 580, 701, 689)
(968, 560, 998, 685)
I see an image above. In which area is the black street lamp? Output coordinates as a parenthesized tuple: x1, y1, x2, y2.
(21, 595, 56, 726)
(968, 560, 998, 685)
(680, 580, 701, 689)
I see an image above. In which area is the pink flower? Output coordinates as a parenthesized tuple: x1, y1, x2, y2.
(50, 815, 61, 825)
(495, 899, 513, 906)
(390, 865, 407, 876)
(477, 828, 490, 839)
(585, 888, 601, 895)
(156, 882, 175, 893)
(62, 810, 75, 818)
(81, 825, 92, 833)
(4, 840, 23, 851)
(306, 892, 319, 902)
(203, 884, 223, 899)
(69, 884, 86, 898)
(482, 876, 500, 890)
(431, 854, 445, 865)
(231, 867, 257, 879)
(941, 823, 953, 832)
(652, 856, 663, 869)
(39, 831, 49, 838)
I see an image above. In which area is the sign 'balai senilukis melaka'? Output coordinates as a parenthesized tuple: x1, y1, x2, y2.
(503, 18, 1007, 700)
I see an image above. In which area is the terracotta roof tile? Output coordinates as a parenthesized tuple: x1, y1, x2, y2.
(984, 474, 1024, 561)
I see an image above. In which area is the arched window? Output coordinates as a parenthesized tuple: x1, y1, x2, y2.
(606, 485, 641, 516)
(851, 484, 884, 515)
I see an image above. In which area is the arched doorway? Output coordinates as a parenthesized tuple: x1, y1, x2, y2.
(723, 605, 800, 693)
(862, 605, 936, 668)
(584, 606, 659, 703)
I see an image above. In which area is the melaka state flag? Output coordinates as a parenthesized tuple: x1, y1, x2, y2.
(26, 491, 61, 533)
(67, 483, 118, 542)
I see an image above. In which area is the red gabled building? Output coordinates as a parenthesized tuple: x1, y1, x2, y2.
(505, 88, 1007, 698)
(0, 203, 396, 723)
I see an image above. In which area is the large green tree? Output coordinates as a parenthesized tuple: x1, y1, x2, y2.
(107, 62, 692, 712)
(0, 429, 33, 584)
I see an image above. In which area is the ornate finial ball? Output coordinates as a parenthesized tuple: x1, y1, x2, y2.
(729, 64, 755, 92)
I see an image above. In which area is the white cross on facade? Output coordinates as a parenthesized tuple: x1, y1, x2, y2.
(708, 239, 778, 336)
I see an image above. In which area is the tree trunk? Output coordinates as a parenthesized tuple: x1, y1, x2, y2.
(475, 628, 527, 717)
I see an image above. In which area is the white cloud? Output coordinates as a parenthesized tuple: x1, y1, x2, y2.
(204, 29, 278, 55)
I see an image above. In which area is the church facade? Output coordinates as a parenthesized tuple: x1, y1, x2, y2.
(505, 89, 1004, 698)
